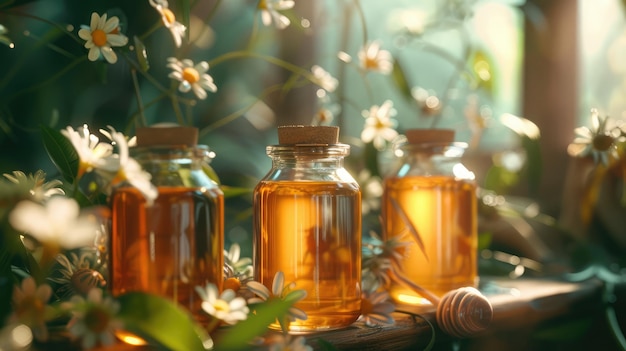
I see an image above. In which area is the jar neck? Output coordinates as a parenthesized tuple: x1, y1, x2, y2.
(395, 142, 467, 160)
(132, 145, 212, 168)
(267, 144, 349, 168)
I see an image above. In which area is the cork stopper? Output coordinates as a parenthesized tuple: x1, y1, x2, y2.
(277, 125, 339, 145)
(405, 129, 455, 144)
(135, 126, 198, 147)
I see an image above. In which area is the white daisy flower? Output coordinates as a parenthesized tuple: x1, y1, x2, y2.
(362, 230, 409, 267)
(567, 108, 622, 166)
(167, 57, 217, 100)
(47, 252, 106, 299)
(149, 0, 186, 47)
(224, 243, 253, 279)
(313, 107, 335, 126)
(64, 288, 123, 350)
(358, 40, 393, 74)
(3, 170, 64, 202)
(97, 126, 158, 205)
(258, 0, 295, 30)
(9, 196, 101, 249)
(246, 271, 307, 322)
(78, 12, 128, 64)
(10, 277, 54, 342)
(61, 125, 114, 179)
(357, 290, 395, 327)
(267, 334, 313, 351)
(360, 100, 399, 150)
(362, 230, 410, 291)
(311, 65, 338, 93)
(195, 283, 249, 325)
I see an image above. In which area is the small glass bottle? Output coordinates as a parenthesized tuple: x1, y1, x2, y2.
(110, 126, 224, 325)
(382, 129, 477, 305)
(253, 125, 362, 332)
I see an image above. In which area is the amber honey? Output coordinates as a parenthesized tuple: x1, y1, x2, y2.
(254, 180, 361, 332)
(382, 175, 477, 305)
(110, 186, 224, 323)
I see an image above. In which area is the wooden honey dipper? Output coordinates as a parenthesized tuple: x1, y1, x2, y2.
(388, 265, 493, 338)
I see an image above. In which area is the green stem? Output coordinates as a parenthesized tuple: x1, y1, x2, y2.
(130, 68, 148, 128)
(247, 2, 260, 50)
(169, 93, 186, 126)
(198, 83, 285, 137)
(121, 52, 196, 122)
(124, 93, 168, 133)
(335, 1, 355, 130)
(604, 283, 626, 351)
(208, 51, 317, 83)
(1, 9, 83, 45)
(3, 56, 87, 102)
(352, 0, 368, 47)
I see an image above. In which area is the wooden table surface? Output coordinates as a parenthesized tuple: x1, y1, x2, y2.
(296, 276, 606, 351)
(52, 276, 607, 351)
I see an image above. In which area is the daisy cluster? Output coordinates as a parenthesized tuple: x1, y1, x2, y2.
(4, 0, 626, 349)
(0, 90, 398, 350)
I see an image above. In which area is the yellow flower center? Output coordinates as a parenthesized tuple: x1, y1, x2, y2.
(592, 134, 614, 152)
(364, 57, 378, 70)
(223, 277, 241, 292)
(258, 0, 268, 10)
(375, 118, 386, 129)
(213, 300, 230, 313)
(91, 29, 108, 47)
(182, 67, 200, 84)
(161, 8, 176, 26)
(85, 306, 111, 333)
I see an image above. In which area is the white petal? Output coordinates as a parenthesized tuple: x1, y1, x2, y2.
(100, 46, 118, 64)
(246, 281, 270, 300)
(103, 16, 119, 33)
(88, 47, 101, 61)
(192, 85, 207, 100)
(107, 34, 128, 47)
(78, 29, 92, 41)
(89, 13, 100, 30)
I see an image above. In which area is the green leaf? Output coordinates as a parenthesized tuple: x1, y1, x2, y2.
(221, 185, 252, 199)
(469, 49, 495, 97)
(477, 232, 493, 251)
(484, 165, 519, 194)
(203, 163, 221, 185)
(181, 0, 191, 43)
(40, 125, 79, 184)
(391, 59, 413, 102)
(215, 299, 292, 351)
(117, 292, 209, 351)
(133, 36, 150, 72)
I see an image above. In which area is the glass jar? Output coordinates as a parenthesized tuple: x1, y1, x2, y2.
(253, 125, 361, 333)
(110, 126, 224, 325)
(382, 129, 477, 305)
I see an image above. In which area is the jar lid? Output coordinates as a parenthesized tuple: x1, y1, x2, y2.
(135, 126, 198, 147)
(277, 125, 339, 145)
(405, 128, 455, 144)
